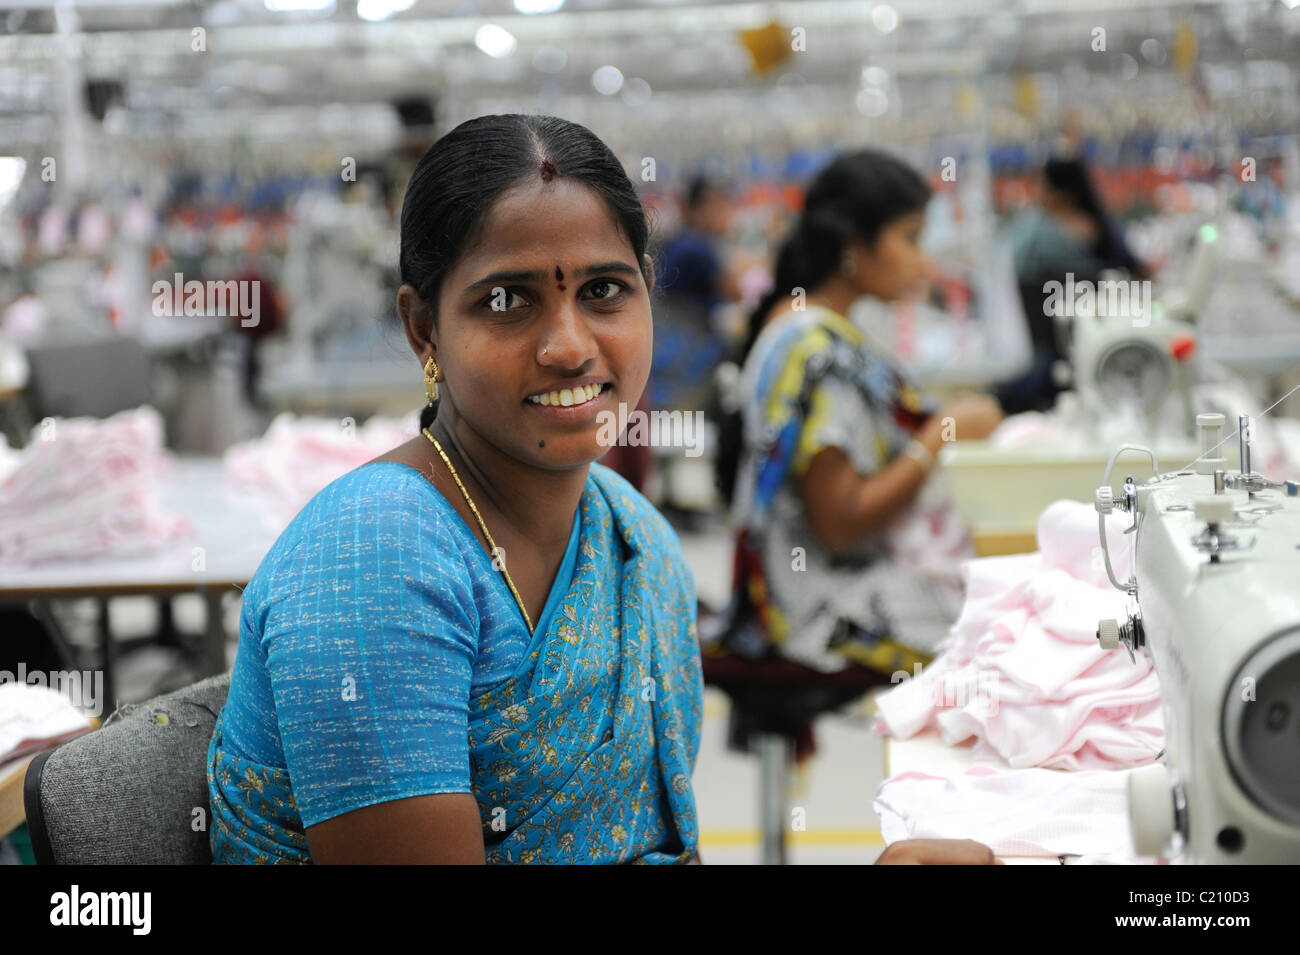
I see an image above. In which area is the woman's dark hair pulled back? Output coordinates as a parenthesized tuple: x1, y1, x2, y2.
(738, 148, 933, 366)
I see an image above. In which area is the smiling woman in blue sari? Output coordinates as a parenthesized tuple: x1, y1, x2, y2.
(206, 114, 703, 864)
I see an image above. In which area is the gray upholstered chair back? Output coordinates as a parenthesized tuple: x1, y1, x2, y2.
(23, 672, 230, 864)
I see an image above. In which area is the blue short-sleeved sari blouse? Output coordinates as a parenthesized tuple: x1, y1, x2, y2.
(206, 460, 703, 864)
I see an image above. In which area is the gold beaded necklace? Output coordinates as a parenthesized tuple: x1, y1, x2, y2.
(422, 427, 534, 635)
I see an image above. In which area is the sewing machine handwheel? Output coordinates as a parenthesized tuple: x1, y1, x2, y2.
(1129, 763, 1176, 857)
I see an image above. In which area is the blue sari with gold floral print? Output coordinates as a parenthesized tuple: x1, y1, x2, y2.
(207, 462, 703, 864)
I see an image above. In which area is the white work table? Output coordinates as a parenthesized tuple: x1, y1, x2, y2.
(0, 457, 278, 702)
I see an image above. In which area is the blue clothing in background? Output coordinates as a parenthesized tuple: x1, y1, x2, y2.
(207, 461, 703, 864)
(657, 227, 723, 310)
(651, 227, 728, 410)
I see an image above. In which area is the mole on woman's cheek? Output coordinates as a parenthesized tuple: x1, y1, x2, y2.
(538, 440, 546, 448)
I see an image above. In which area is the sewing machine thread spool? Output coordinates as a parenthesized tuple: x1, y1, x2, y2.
(1195, 413, 1226, 476)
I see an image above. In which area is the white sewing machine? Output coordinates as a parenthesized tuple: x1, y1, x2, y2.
(1094, 411, 1300, 863)
(1061, 222, 1218, 438)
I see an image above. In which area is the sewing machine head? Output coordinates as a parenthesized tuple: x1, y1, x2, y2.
(1069, 294, 1180, 417)
(1060, 223, 1216, 428)
(1093, 412, 1300, 863)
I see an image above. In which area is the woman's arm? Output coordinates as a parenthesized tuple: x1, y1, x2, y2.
(800, 394, 1002, 555)
(307, 793, 486, 864)
(800, 441, 936, 555)
(260, 467, 489, 864)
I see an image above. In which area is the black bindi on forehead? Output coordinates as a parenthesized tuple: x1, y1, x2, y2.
(555, 265, 565, 291)
(538, 439, 545, 448)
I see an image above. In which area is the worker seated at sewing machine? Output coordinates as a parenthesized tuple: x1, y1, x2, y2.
(709, 148, 1003, 681)
(997, 155, 1152, 415)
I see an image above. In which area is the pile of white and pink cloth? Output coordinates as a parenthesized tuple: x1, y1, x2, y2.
(872, 498, 1165, 861)
(0, 682, 95, 766)
(223, 411, 419, 533)
(0, 408, 423, 566)
(0, 406, 192, 565)
(874, 499, 1163, 769)
(874, 766, 1139, 862)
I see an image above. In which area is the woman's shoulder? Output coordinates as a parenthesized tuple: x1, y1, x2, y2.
(250, 462, 465, 591)
(293, 461, 447, 536)
(751, 306, 852, 362)
(751, 304, 821, 346)
(741, 306, 854, 397)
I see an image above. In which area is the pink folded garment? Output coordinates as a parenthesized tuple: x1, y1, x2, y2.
(874, 499, 1164, 771)
(873, 765, 1149, 862)
(223, 412, 420, 533)
(0, 406, 192, 565)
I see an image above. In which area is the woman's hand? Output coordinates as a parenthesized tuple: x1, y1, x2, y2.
(798, 393, 1002, 554)
(923, 393, 1004, 446)
(874, 838, 1003, 865)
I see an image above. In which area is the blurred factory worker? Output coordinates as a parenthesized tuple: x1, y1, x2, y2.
(997, 156, 1149, 413)
(228, 234, 286, 412)
(715, 149, 1002, 676)
(647, 175, 737, 413)
(646, 176, 741, 520)
(1236, 155, 1288, 245)
(207, 113, 703, 864)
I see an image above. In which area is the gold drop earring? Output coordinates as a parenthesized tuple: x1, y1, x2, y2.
(424, 356, 440, 404)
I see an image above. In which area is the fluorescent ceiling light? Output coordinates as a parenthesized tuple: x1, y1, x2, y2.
(0, 157, 26, 211)
(514, 0, 565, 13)
(861, 65, 889, 87)
(356, 0, 413, 21)
(265, 0, 335, 11)
(592, 65, 623, 95)
(475, 24, 517, 57)
(871, 3, 898, 33)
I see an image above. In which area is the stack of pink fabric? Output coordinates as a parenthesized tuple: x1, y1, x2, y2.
(873, 499, 1164, 771)
(0, 406, 192, 565)
(223, 412, 419, 533)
